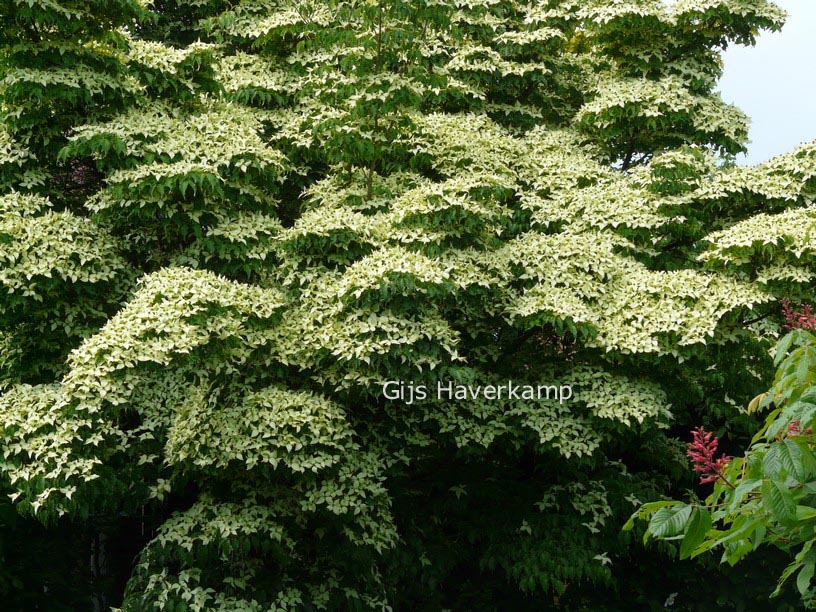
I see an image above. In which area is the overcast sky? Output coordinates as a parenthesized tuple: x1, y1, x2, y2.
(717, 0, 816, 165)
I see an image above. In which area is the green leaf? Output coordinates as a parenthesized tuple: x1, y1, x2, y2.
(752, 524, 766, 551)
(798, 561, 815, 596)
(796, 349, 812, 384)
(729, 478, 761, 510)
(622, 500, 681, 531)
(774, 556, 804, 598)
(796, 505, 816, 521)
(764, 439, 810, 481)
(763, 445, 784, 479)
(680, 507, 711, 560)
(775, 333, 795, 366)
(648, 505, 692, 539)
(752, 408, 782, 444)
(762, 479, 797, 526)
(799, 387, 816, 406)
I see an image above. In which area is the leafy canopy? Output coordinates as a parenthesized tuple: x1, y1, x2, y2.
(1, 0, 813, 609)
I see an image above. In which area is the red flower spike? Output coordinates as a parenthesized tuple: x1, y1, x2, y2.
(787, 420, 813, 438)
(687, 427, 732, 486)
(781, 298, 816, 330)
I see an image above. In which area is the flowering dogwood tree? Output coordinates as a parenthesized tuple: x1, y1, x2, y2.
(1, 0, 814, 608)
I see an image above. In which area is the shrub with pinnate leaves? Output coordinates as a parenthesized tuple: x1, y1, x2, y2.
(2, 0, 816, 609)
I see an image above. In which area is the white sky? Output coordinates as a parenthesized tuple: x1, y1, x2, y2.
(717, 0, 816, 165)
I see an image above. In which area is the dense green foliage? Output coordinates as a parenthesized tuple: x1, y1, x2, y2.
(631, 315, 816, 608)
(1, 0, 815, 608)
